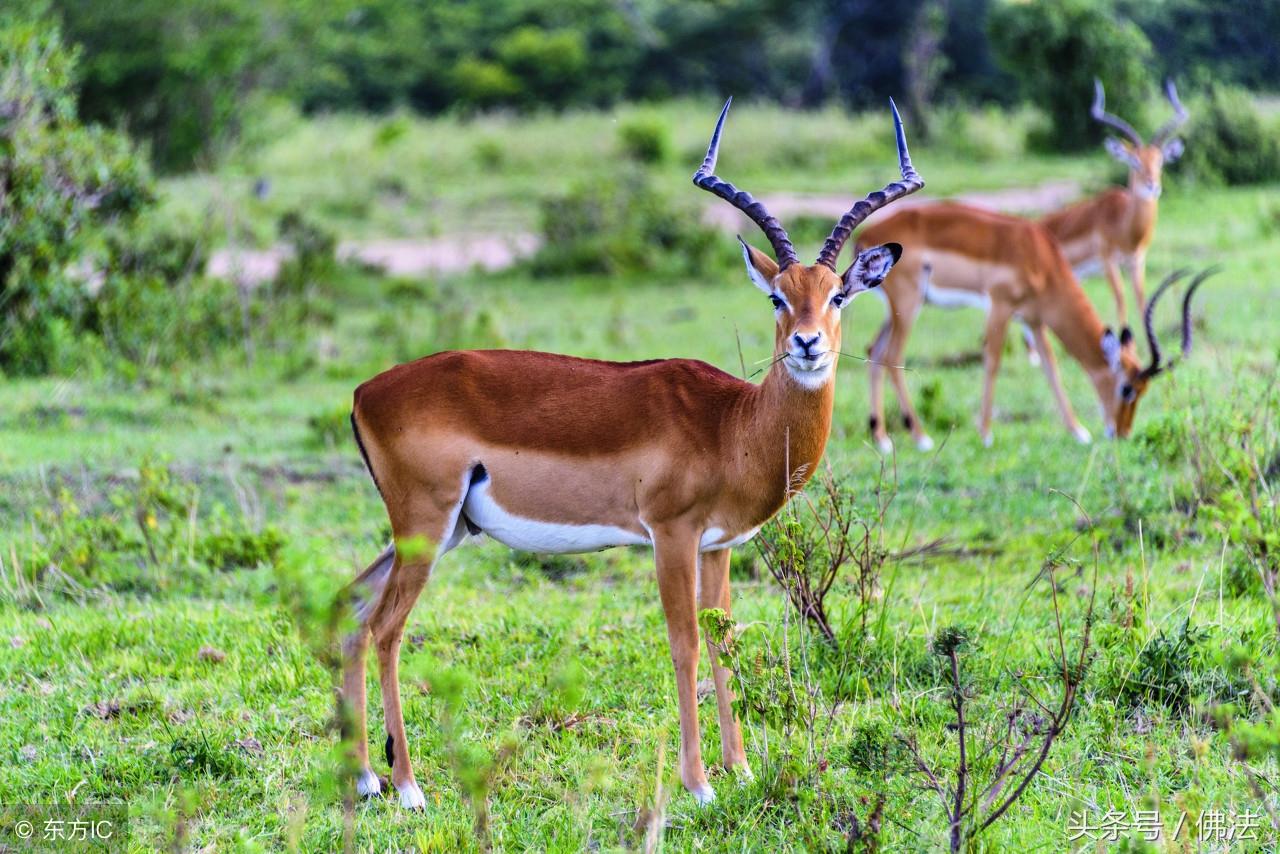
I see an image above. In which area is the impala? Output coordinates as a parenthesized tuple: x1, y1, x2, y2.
(854, 200, 1211, 451)
(340, 98, 922, 808)
(1041, 79, 1189, 326)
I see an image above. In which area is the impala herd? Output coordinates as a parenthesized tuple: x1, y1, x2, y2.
(341, 85, 1213, 808)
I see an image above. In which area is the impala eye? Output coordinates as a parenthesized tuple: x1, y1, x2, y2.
(769, 294, 784, 310)
(831, 293, 846, 308)
(1120, 383, 1135, 402)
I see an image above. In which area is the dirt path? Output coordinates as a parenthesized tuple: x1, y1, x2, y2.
(207, 180, 1081, 286)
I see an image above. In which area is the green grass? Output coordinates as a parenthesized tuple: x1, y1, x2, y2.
(2, 101, 1278, 851)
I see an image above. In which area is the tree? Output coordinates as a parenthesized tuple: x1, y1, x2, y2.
(989, 0, 1153, 151)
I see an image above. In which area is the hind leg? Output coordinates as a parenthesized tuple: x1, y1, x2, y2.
(368, 484, 469, 808)
(882, 311, 931, 451)
(867, 319, 893, 453)
(342, 544, 396, 798)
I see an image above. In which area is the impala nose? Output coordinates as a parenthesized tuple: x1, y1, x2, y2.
(792, 333, 821, 356)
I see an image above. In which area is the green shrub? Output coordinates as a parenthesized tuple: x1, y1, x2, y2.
(0, 14, 153, 375)
(532, 168, 719, 277)
(1174, 85, 1280, 186)
(617, 115, 670, 164)
(989, 0, 1153, 152)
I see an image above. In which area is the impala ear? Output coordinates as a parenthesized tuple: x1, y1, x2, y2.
(1101, 328, 1123, 373)
(738, 236, 779, 294)
(1161, 137, 1184, 162)
(843, 243, 901, 295)
(1104, 138, 1141, 170)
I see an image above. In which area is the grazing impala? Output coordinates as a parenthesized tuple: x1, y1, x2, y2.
(1041, 79, 1189, 326)
(341, 98, 922, 808)
(855, 201, 1212, 451)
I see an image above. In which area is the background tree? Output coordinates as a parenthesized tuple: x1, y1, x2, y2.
(988, 0, 1154, 151)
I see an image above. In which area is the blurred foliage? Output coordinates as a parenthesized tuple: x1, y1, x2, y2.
(989, 0, 1154, 151)
(33, 0, 1277, 169)
(532, 167, 719, 277)
(1174, 85, 1280, 186)
(0, 12, 153, 374)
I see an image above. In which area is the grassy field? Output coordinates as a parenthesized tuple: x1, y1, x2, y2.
(2, 101, 1278, 851)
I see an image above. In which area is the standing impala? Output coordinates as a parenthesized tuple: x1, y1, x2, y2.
(341, 99, 922, 808)
(1041, 79, 1189, 326)
(855, 201, 1211, 451)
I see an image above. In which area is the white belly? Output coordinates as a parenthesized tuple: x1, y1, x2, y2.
(699, 525, 762, 552)
(923, 282, 991, 312)
(462, 478, 650, 554)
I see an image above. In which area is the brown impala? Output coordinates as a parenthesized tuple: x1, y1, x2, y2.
(1042, 79, 1190, 327)
(854, 200, 1213, 451)
(341, 98, 922, 807)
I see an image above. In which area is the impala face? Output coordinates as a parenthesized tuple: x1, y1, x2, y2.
(1098, 327, 1151, 438)
(1105, 138, 1184, 200)
(740, 238, 901, 389)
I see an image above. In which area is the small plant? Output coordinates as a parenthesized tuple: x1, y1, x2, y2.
(900, 520, 1097, 852)
(755, 465, 896, 645)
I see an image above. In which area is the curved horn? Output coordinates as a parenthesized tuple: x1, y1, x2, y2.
(1152, 78, 1189, 145)
(1091, 78, 1143, 146)
(693, 98, 799, 269)
(1179, 266, 1217, 357)
(815, 98, 924, 270)
(1140, 269, 1189, 377)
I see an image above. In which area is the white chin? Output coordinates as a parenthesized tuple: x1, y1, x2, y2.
(785, 361, 832, 389)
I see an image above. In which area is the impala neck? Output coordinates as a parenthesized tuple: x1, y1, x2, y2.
(739, 358, 837, 506)
(1043, 278, 1114, 394)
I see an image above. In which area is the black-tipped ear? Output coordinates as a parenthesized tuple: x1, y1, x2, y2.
(1101, 328, 1123, 372)
(737, 235, 779, 294)
(1119, 326, 1133, 346)
(843, 243, 900, 294)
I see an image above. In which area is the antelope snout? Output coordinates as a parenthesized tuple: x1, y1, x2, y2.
(790, 332, 824, 360)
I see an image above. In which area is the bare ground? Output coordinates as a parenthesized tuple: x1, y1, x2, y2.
(207, 181, 1081, 286)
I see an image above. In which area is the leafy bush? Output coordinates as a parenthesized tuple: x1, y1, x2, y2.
(532, 168, 718, 277)
(617, 115, 670, 164)
(0, 14, 152, 375)
(1174, 85, 1280, 186)
(989, 0, 1153, 151)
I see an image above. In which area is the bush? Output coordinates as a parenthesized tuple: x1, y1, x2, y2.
(0, 14, 153, 375)
(1174, 85, 1280, 186)
(532, 168, 718, 277)
(617, 115, 670, 164)
(989, 0, 1153, 152)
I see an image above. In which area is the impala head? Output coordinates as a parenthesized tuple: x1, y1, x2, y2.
(1092, 79, 1189, 200)
(694, 97, 921, 390)
(1098, 268, 1215, 438)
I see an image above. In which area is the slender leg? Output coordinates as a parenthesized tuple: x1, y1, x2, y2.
(1030, 324, 1090, 443)
(1103, 254, 1128, 328)
(1021, 322, 1041, 367)
(342, 544, 396, 798)
(1128, 250, 1147, 320)
(978, 302, 1013, 447)
(365, 494, 461, 809)
(653, 526, 712, 803)
(882, 309, 932, 452)
(368, 550, 436, 808)
(698, 548, 749, 775)
(867, 320, 892, 453)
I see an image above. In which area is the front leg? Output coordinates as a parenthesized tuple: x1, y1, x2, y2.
(698, 548, 750, 776)
(977, 302, 1013, 447)
(1128, 250, 1147, 319)
(1102, 254, 1128, 328)
(653, 525, 713, 804)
